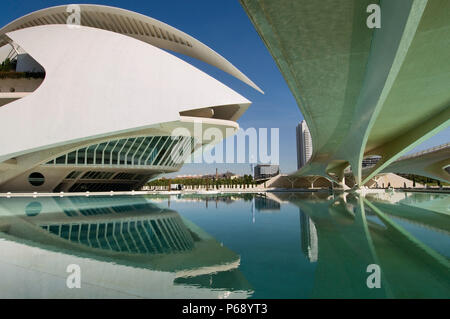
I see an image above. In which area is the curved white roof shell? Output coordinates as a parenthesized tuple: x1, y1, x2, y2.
(0, 24, 250, 161)
(0, 4, 263, 93)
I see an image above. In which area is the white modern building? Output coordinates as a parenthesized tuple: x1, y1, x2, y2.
(296, 120, 312, 169)
(0, 5, 261, 192)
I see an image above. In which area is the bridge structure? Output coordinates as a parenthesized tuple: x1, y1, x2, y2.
(240, 0, 450, 187)
(381, 143, 450, 183)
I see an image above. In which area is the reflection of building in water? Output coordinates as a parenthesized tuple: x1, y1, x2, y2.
(0, 196, 253, 298)
(156, 193, 252, 205)
(290, 194, 450, 298)
(299, 210, 318, 262)
(254, 196, 281, 212)
(40, 197, 194, 255)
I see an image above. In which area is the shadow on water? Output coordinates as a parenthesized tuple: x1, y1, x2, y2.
(0, 191, 448, 298)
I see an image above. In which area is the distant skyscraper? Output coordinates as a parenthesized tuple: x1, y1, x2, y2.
(296, 120, 313, 169)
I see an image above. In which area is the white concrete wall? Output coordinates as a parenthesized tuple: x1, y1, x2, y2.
(370, 173, 424, 188)
(0, 78, 43, 93)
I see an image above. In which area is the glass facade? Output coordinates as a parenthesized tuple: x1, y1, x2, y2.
(45, 136, 194, 168)
(40, 215, 194, 254)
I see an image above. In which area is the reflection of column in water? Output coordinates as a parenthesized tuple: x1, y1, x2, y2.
(252, 197, 255, 224)
(299, 209, 318, 262)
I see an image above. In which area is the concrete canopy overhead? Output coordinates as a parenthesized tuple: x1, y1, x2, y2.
(240, 0, 450, 186)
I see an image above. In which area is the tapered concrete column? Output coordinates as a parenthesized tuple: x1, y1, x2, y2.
(286, 176, 298, 189)
(306, 176, 319, 189)
(336, 170, 350, 190)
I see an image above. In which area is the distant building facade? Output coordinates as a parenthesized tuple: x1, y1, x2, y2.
(222, 171, 240, 180)
(296, 120, 313, 169)
(254, 164, 279, 180)
(362, 156, 382, 169)
(175, 171, 240, 180)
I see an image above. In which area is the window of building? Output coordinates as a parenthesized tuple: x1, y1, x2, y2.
(66, 171, 82, 179)
(28, 172, 45, 186)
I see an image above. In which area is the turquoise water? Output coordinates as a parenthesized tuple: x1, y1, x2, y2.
(0, 191, 448, 298)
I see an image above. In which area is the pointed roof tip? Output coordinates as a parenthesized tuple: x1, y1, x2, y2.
(254, 85, 265, 94)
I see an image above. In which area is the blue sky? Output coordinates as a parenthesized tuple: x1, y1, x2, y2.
(1, 1, 448, 176)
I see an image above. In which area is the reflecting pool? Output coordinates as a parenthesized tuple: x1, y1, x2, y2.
(0, 191, 448, 298)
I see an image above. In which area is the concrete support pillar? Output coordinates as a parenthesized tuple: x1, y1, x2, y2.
(286, 176, 297, 189)
(336, 170, 350, 190)
(306, 176, 320, 189)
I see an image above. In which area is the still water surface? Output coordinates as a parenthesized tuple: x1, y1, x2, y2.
(0, 191, 448, 298)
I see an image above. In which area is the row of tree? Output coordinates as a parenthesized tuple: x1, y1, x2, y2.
(401, 174, 447, 187)
(0, 58, 45, 79)
(146, 174, 259, 188)
(0, 58, 16, 72)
